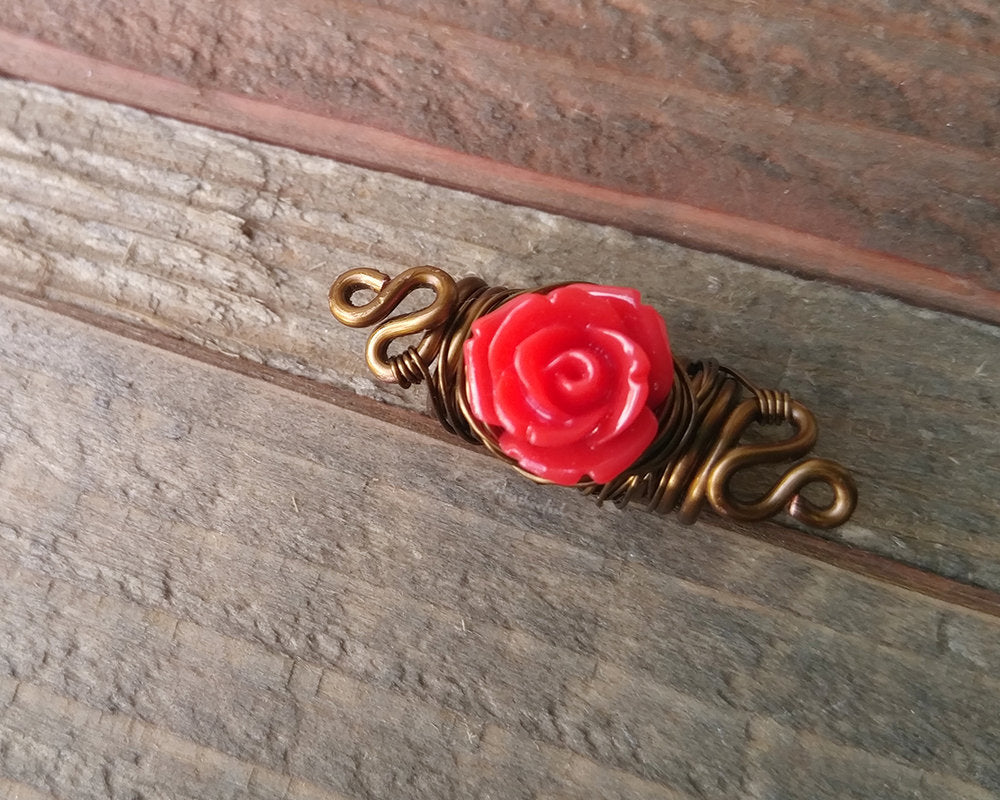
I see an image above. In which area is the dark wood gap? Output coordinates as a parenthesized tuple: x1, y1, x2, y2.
(2, 30, 999, 327)
(5, 279, 999, 621)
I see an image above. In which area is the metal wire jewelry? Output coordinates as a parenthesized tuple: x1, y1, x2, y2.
(330, 266, 857, 528)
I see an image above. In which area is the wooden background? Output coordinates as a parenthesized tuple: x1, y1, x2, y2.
(2, 0, 1000, 322)
(1, 3, 1000, 799)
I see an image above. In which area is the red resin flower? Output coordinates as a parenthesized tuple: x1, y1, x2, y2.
(463, 284, 674, 485)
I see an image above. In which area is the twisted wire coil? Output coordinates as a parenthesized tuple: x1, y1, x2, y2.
(330, 266, 857, 529)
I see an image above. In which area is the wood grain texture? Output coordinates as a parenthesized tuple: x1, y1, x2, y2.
(1, 0, 999, 311)
(3, 294, 1000, 800)
(1, 81, 998, 594)
(5, 32, 1000, 332)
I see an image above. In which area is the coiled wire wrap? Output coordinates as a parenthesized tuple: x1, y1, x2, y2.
(330, 266, 857, 529)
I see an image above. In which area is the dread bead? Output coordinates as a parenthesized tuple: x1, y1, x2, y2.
(329, 266, 857, 529)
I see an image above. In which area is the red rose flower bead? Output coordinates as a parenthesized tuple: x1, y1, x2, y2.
(463, 284, 674, 485)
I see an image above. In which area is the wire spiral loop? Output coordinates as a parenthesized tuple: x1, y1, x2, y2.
(330, 266, 857, 528)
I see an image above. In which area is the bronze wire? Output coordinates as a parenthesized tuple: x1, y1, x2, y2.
(329, 266, 858, 529)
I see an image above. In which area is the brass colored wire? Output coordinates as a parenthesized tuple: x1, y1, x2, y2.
(330, 266, 858, 529)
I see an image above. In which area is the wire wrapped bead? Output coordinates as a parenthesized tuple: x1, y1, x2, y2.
(329, 266, 857, 529)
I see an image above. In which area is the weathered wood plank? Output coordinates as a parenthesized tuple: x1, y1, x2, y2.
(359, 0, 1000, 151)
(5, 34, 998, 332)
(0, 80, 998, 593)
(2, 294, 1000, 799)
(0, 678, 350, 800)
(0, 776, 56, 800)
(1, 0, 999, 314)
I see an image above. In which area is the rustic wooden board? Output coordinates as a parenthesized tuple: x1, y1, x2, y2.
(1, 0, 999, 321)
(2, 293, 1000, 800)
(1, 80, 998, 596)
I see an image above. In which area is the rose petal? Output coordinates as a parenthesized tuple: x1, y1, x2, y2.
(464, 301, 517, 426)
(544, 348, 608, 411)
(498, 431, 590, 485)
(500, 406, 658, 485)
(513, 324, 610, 417)
(546, 284, 628, 331)
(583, 326, 650, 445)
(487, 293, 551, 382)
(595, 287, 674, 406)
(528, 404, 606, 448)
(625, 307, 673, 406)
(493, 367, 546, 438)
(494, 364, 605, 447)
(584, 406, 659, 483)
